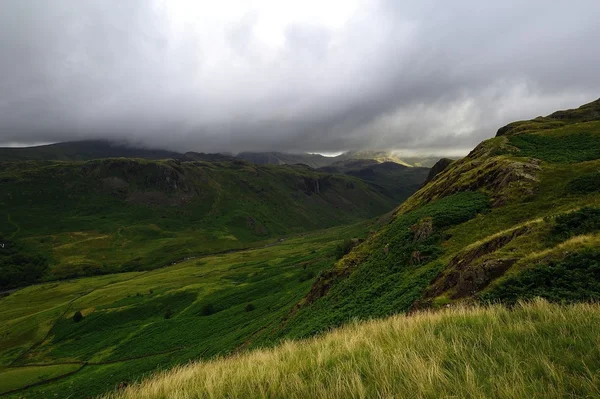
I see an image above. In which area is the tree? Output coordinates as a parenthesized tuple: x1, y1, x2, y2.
(73, 311, 83, 323)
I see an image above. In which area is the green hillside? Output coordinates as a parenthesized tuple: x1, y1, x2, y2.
(280, 98, 600, 337)
(0, 158, 395, 289)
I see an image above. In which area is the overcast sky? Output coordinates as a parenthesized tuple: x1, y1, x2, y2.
(0, 0, 599, 154)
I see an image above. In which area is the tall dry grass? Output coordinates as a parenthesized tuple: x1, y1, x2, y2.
(104, 300, 600, 399)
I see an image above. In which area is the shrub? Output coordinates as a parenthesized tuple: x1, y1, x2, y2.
(245, 303, 255, 312)
(164, 307, 173, 319)
(298, 270, 315, 283)
(480, 249, 600, 304)
(507, 131, 600, 163)
(73, 311, 83, 323)
(334, 239, 356, 260)
(551, 207, 600, 241)
(567, 172, 600, 194)
(200, 303, 215, 316)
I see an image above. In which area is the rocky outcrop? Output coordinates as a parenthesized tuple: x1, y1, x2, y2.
(297, 177, 321, 195)
(410, 218, 433, 241)
(422, 158, 454, 187)
(423, 225, 529, 299)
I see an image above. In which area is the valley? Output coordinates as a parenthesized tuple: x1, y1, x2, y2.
(1, 99, 600, 398)
(0, 222, 377, 397)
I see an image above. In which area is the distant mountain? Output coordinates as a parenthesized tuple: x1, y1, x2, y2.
(0, 140, 187, 162)
(236, 151, 335, 168)
(238, 150, 442, 168)
(0, 140, 443, 169)
(318, 159, 429, 203)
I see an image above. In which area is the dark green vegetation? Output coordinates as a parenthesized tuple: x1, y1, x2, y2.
(0, 237, 49, 289)
(481, 249, 600, 304)
(0, 158, 397, 288)
(0, 222, 375, 397)
(506, 128, 600, 163)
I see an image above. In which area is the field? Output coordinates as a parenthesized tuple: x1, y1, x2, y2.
(0, 221, 376, 398)
(104, 300, 600, 399)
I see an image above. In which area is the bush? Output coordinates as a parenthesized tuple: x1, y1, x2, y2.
(480, 249, 600, 304)
(551, 207, 600, 241)
(245, 303, 255, 312)
(567, 172, 600, 194)
(334, 239, 356, 260)
(298, 270, 315, 283)
(164, 307, 173, 319)
(73, 311, 83, 323)
(0, 237, 50, 289)
(200, 303, 215, 316)
(507, 131, 600, 163)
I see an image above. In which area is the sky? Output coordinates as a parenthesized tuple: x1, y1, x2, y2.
(0, 0, 599, 155)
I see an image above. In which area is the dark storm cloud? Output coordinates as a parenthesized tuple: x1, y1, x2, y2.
(0, 0, 599, 154)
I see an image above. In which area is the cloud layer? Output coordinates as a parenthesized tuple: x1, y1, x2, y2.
(0, 0, 599, 154)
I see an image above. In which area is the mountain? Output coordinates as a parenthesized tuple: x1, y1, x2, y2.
(237, 150, 442, 168)
(318, 160, 430, 203)
(279, 98, 600, 336)
(421, 157, 454, 186)
(0, 158, 397, 288)
(236, 151, 336, 168)
(0, 140, 188, 162)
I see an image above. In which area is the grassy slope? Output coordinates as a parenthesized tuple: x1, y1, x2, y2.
(105, 300, 600, 399)
(280, 99, 600, 337)
(0, 158, 396, 287)
(0, 221, 379, 398)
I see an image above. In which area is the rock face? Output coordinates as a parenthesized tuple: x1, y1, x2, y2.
(410, 218, 434, 241)
(298, 177, 321, 195)
(422, 158, 454, 187)
(423, 225, 529, 299)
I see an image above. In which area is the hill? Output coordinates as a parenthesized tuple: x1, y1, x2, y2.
(0, 140, 188, 162)
(0, 158, 396, 289)
(279, 98, 600, 337)
(105, 300, 600, 399)
(318, 160, 429, 203)
(236, 152, 336, 168)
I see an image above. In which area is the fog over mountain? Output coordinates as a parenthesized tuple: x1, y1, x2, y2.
(0, 0, 599, 154)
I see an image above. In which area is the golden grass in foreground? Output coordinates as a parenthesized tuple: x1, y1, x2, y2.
(104, 300, 600, 399)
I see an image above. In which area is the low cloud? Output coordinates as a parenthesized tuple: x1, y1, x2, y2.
(0, 0, 598, 154)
